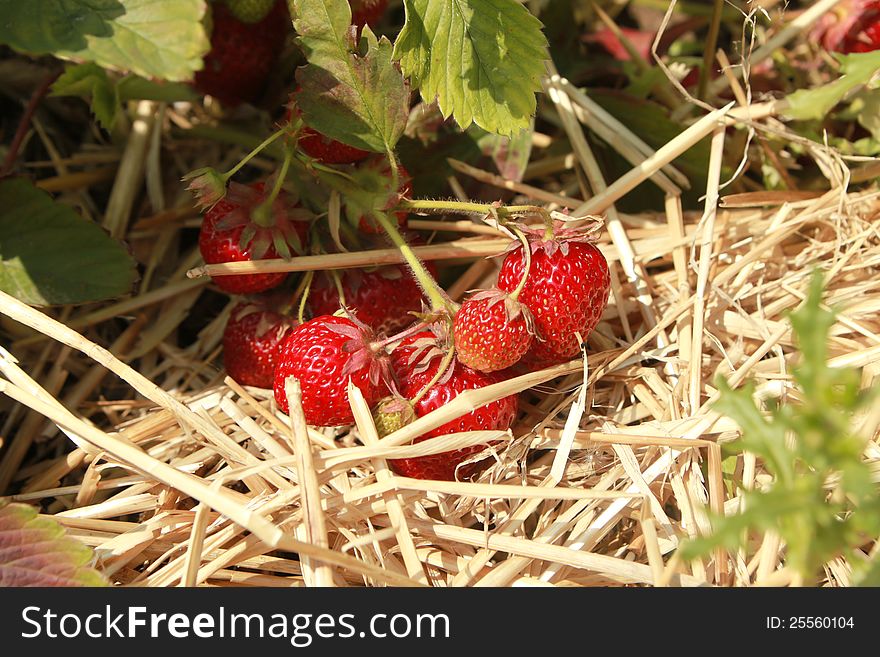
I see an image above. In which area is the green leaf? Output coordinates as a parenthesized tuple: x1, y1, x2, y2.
(291, 0, 409, 153)
(53, 63, 199, 129)
(51, 63, 119, 129)
(683, 269, 880, 584)
(0, 501, 108, 587)
(0, 0, 210, 82)
(393, 0, 548, 137)
(785, 51, 880, 121)
(850, 88, 880, 141)
(0, 178, 138, 306)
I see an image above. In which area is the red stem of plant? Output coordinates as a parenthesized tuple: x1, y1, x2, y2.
(1, 69, 62, 178)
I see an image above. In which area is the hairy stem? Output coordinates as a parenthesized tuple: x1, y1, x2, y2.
(330, 270, 348, 308)
(372, 210, 455, 315)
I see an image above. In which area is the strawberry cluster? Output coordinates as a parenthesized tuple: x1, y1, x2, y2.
(188, 0, 611, 482)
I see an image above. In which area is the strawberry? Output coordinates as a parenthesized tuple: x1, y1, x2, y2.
(194, 1, 289, 106)
(453, 289, 534, 373)
(346, 157, 411, 234)
(811, 1, 880, 53)
(223, 301, 297, 388)
(308, 262, 435, 335)
(350, 0, 389, 27)
(298, 129, 372, 164)
(273, 315, 389, 426)
(496, 223, 610, 366)
(285, 94, 371, 164)
(198, 181, 311, 295)
(383, 331, 519, 481)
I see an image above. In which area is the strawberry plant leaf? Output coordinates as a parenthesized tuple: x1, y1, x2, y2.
(0, 501, 108, 587)
(53, 62, 199, 130)
(393, 0, 548, 137)
(51, 62, 119, 129)
(291, 0, 409, 154)
(0, 0, 210, 83)
(0, 178, 138, 306)
(785, 51, 880, 121)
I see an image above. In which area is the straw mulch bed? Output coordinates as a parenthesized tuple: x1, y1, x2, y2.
(2, 26, 879, 587)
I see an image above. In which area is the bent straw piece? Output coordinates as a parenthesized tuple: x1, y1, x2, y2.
(573, 103, 735, 217)
(550, 75, 688, 191)
(374, 355, 612, 451)
(187, 239, 511, 279)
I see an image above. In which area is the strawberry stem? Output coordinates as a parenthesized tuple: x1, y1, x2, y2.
(508, 226, 532, 302)
(371, 209, 456, 316)
(411, 345, 456, 406)
(297, 270, 314, 324)
(223, 128, 285, 181)
(251, 147, 293, 227)
(330, 270, 348, 308)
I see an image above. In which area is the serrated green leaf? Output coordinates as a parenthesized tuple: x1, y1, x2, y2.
(291, 0, 409, 153)
(785, 51, 880, 121)
(0, 501, 108, 587)
(51, 63, 120, 128)
(0, 0, 210, 82)
(393, 0, 548, 137)
(0, 178, 138, 306)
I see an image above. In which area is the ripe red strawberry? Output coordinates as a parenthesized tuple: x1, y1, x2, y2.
(299, 129, 372, 164)
(223, 301, 297, 388)
(308, 263, 435, 335)
(496, 223, 610, 366)
(350, 0, 389, 27)
(348, 157, 411, 234)
(384, 331, 519, 481)
(453, 289, 534, 373)
(285, 94, 371, 164)
(198, 181, 311, 295)
(273, 315, 389, 426)
(812, 1, 880, 53)
(194, 1, 290, 106)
